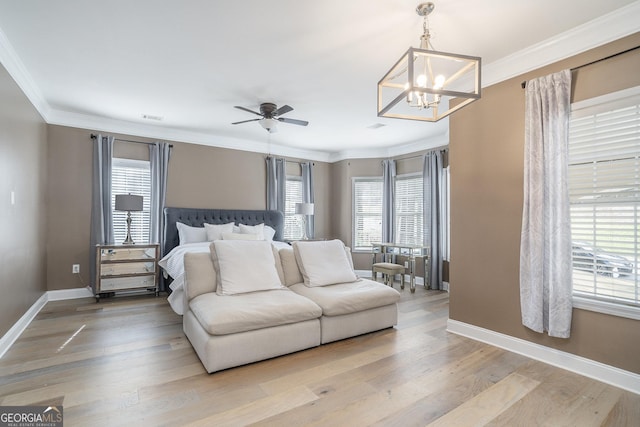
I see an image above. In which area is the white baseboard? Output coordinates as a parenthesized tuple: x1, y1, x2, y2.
(47, 286, 94, 301)
(0, 293, 48, 358)
(0, 287, 94, 358)
(447, 319, 640, 395)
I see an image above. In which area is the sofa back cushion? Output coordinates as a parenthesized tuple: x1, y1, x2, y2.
(279, 247, 305, 286)
(211, 240, 285, 295)
(292, 239, 358, 287)
(184, 252, 217, 303)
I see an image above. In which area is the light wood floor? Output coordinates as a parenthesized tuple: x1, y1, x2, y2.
(1, 286, 638, 426)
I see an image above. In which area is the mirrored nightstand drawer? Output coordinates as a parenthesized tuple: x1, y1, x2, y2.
(100, 262, 156, 276)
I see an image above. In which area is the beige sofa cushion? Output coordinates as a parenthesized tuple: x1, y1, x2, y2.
(279, 247, 304, 286)
(290, 278, 400, 316)
(189, 289, 322, 335)
(293, 240, 358, 287)
(211, 240, 284, 295)
(184, 252, 217, 300)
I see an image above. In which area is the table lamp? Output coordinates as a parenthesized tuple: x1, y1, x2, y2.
(295, 202, 314, 240)
(115, 194, 143, 245)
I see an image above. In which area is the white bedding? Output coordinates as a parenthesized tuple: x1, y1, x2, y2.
(160, 240, 290, 315)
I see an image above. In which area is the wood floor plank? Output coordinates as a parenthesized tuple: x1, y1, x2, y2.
(425, 372, 540, 426)
(1, 288, 638, 426)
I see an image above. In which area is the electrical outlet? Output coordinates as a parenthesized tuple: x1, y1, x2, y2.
(72, 264, 80, 274)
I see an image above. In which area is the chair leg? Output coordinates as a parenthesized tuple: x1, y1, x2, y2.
(401, 273, 405, 290)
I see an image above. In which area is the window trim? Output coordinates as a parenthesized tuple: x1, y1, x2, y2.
(112, 157, 151, 244)
(352, 176, 383, 253)
(394, 172, 424, 246)
(568, 85, 640, 320)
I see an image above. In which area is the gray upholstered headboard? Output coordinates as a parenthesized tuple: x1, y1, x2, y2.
(162, 207, 285, 256)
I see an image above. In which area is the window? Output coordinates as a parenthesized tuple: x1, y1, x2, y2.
(568, 87, 640, 314)
(353, 177, 383, 251)
(395, 174, 423, 245)
(112, 158, 151, 244)
(284, 176, 303, 240)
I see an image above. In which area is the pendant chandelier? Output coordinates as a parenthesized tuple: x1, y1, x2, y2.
(377, 2, 481, 122)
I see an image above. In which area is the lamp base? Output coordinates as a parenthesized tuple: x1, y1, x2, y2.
(122, 211, 136, 245)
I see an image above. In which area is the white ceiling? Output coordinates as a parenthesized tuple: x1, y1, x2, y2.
(0, 0, 638, 162)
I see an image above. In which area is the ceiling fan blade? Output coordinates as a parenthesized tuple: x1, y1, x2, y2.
(234, 106, 262, 116)
(278, 117, 309, 126)
(274, 105, 293, 116)
(231, 118, 261, 125)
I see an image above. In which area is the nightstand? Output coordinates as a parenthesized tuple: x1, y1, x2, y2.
(95, 243, 159, 301)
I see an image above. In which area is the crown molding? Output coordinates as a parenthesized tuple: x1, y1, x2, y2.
(482, 1, 640, 87)
(1, 2, 638, 162)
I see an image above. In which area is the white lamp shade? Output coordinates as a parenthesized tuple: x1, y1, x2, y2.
(115, 194, 143, 212)
(295, 202, 314, 215)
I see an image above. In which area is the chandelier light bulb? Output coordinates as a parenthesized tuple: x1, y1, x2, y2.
(434, 75, 445, 89)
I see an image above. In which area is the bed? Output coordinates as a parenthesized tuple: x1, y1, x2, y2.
(159, 207, 289, 315)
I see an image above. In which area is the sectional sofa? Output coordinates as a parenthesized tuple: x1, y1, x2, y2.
(182, 239, 401, 373)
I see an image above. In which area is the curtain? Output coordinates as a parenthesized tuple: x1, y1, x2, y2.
(423, 150, 444, 290)
(382, 159, 396, 243)
(149, 142, 171, 251)
(90, 134, 114, 289)
(520, 69, 573, 338)
(266, 156, 286, 212)
(301, 162, 315, 239)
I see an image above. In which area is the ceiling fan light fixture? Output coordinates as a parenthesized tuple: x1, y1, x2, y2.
(259, 118, 278, 133)
(377, 2, 481, 122)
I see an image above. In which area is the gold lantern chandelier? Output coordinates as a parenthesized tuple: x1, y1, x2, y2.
(377, 2, 481, 122)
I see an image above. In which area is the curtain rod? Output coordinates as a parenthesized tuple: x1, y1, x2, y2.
(520, 45, 640, 89)
(90, 133, 173, 147)
(389, 146, 449, 163)
(265, 155, 314, 166)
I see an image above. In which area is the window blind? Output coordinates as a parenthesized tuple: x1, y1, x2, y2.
(112, 158, 151, 244)
(395, 174, 423, 246)
(353, 178, 383, 251)
(284, 177, 303, 240)
(569, 98, 640, 307)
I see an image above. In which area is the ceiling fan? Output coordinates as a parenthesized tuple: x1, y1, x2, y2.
(232, 102, 309, 133)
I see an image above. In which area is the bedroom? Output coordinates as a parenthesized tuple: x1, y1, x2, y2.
(1, 0, 640, 424)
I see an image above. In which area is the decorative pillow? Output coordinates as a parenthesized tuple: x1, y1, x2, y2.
(264, 225, 276, 241)
(176, 222, 207, 245)
(238, 223, 265, 240)
(221, 232, 259, 241)
(204, 222, 235, 241)
(293, 239, 358, 287)
(211, 240, 285, 295)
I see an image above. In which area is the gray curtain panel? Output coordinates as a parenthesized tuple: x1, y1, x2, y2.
(520, 69, 573, 338)
(301, 162, 315, 239)
(266, 156, 286, 213)
(90, 134, 114, 289)
(423, 150, 444, 290)
(382, 159, 396, 243)
(149, 142, 171, 251)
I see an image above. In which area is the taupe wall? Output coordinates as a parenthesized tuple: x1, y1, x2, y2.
(449, 33, 640, 373)
(0, 63, 47, 337)
(330, 154, 436, 271)
(46, 126, 332, 290)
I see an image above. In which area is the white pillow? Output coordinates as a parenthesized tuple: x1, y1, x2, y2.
(211, 240, 284, 295)
(204, 222, 235, 241)
(293, 239, 358, 287)
(264, 225, 276, 241)
(176, 222, 207, 244)
(221, 232, 259, 241)
(239, 223, 265, 240)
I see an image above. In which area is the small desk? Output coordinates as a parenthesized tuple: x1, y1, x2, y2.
(371, 243, 430, 293)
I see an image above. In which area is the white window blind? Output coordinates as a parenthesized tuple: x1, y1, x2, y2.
(112, 158, 151, 244)
(395, 174, 423, 246)
(284, 177, 303, 240)
(568, 90, 640, 308)
(353, 177, 383, 251)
